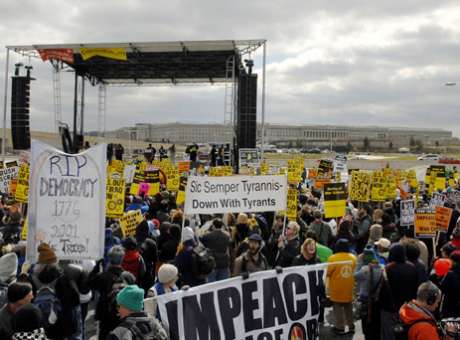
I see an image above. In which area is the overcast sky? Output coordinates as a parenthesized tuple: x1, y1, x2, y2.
(1, 0, 460, 136)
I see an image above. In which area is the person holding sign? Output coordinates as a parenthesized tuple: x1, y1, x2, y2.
(275, 221, 301, 267)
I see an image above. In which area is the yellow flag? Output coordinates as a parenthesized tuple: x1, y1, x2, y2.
(80, 47, 127, 61)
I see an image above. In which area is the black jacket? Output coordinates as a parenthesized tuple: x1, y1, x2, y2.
(275, 237, 301, 268)
(441, 266, 460, 318)
(201, 229, 231, 269)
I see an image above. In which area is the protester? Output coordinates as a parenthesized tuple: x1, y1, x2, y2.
(440, 250, 460, 318)
(327, 239, 357, 335)
(107, 285, 167, 340)
(11, 304, 49, 340)
(121, 237, 146, 284)
(201, 218, 231, 282)
(233, 233, 268, 275)
(354, 245, 383, 340)
(308, 210, 333, 247)
(0, 282, 33, 339)
(275, 221, 301, 267)
(354, 206, 372, 253)
(146, 264, 178, 318)
(379, 243, 419, 340)
(306, 230, 333, 263)
(292, 238, 320, 265)
(374, 237, 391, 264)
(399, 282, 453, 340)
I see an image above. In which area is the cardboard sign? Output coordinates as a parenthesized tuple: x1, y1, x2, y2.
(15, 164, 30, 203)
(415, 209, 437, 238)
(0, 164, 19, 194)
(106, 174, 125, 218)
(286, 188, 298, 220)
(119, 209, 143, 237)
(324, 182, 347, 218)
(435, 206, 453, 232)
(184, 175, 287, 214)
(400, 200, 415, 226)
(26, 141, 106, 262)
(349, 171, 371, 202)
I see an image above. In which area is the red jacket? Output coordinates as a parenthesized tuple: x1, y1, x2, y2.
(122, 250, 145, 282)
(399, 300, 440, 340)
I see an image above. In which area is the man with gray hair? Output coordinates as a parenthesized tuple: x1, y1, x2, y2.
(399, 281, 453, 340)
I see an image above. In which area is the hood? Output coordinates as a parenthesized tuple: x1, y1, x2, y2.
(0, 252, 18, 283)
(399, 301, 434, 325)
(388, 243, 406, 263)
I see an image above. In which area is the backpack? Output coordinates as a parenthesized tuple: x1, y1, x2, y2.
(393, 319, 437, 340)
(33, 286, 62, 328)
(192, 245, 216, 278)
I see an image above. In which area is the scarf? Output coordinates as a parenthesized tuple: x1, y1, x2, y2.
(12, 328, 49, 340)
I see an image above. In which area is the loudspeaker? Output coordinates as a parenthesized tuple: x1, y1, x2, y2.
(11, 76, 31, 150)
(236, 74, 257, 149)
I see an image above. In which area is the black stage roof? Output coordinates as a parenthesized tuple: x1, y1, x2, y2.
(7, 40, 265, 85)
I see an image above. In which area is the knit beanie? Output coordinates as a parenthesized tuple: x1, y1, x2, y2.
(158, 264, 178, 284)
(7, 282, 32, 304)
(116, 285, 144, 312)
(37, 243, 57, 265)
(182, 226, 195, 243)
(108, 245, 125, 265)
(12, 304, 42, 333)
(0, 252, 18, 283)
(362, 245, 379, 265)
(369, 224, 383, 243)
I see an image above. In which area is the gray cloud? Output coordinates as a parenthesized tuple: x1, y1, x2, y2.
(1, 0, 460, 137)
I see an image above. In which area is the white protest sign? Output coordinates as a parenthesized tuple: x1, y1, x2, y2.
(184, 175, 287, 214)
(430, 192, 446, 208)
(26, 140, 107, 262)
(157, 263, 326, 340)
(124, 164, 136, 184)
(0, 166, 19, 193)
(400, 199, 415, 226)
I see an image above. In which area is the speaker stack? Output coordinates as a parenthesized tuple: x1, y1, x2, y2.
(236, 73, 257, 149)
(11, 64, 32, 150)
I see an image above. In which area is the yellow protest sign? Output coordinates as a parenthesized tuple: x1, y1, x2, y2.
(371, 171, 386, 202)
(145, 169, 160, 196)
(129, 169, 145, 195)
(15, 164, 29, 203)
(106, 174, 125, 218)
(286, 188, 298, 220)
(435, 206, 453, 232)
(110, 160, 125, 174)
(260, 162, 269, 175)
(349, 171, 371, 202)
(176, 177, 187, 205)
(21, 217, 28, 241)
(324, 182, 347, 218)
(317, 159, 333, 178)
(407, 170, 417, 188)
(80, 47, 127, 61)
(222, 166, 233, 176)
(119, 210, 143, 237)
(415, 209, 437, 238)
(385, 175, 397, 200)
(288, 160, 301, 184)
(166, 167, 180, 192)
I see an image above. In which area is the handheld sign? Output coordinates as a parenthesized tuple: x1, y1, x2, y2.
(185, 175, 287, 214)
(26, 141, 107, 262)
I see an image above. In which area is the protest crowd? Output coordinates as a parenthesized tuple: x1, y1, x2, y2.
(0, 142, 460, 340)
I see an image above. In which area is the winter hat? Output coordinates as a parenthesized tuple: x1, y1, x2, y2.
(335, 238, 350, 253)
(37, 243, 57, 265)
(374, 238, 391, 250)
(116, 285, 145, 312)
(158, 264, 179, 284)
(12, 303, 43, 333)
(182, 227, 195, 242)
(388, 243, 406, 263)
(108, 245, 125, 265)
(0, 252, 18, 283)
(362, 245, 379, 265)
(368, 224, 383, 243)
(248, 233, 263, 243)
(7, 282, 32, 304)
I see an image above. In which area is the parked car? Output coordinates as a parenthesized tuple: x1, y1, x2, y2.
(417, 154, 440, 161)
